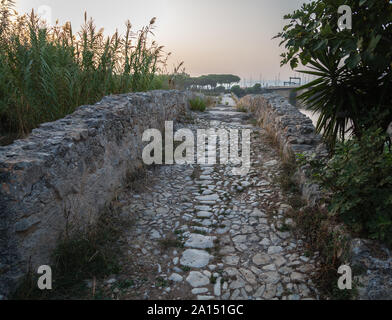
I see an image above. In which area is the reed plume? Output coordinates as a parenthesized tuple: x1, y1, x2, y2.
(0, 1, 172, 140)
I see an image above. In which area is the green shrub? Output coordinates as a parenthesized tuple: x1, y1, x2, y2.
(189, 97, 207, 112)
(304, 128, 392, 246)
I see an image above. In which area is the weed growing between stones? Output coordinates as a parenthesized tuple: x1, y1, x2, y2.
(180, 266, 191, 272)
(189, 97, 207, 112)
(158, 239, 185, 250)
(12, 204, 132, 299)
(273, 160, 299, 193)
(124, 163, 159, 193)
(235, 105, 248, 113)
(158, 231, 185, 250)
(287, 206, 358, 300)
(210, 275, 217, 284)
(273, 156, 358, 300)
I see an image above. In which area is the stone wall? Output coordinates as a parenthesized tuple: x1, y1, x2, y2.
(239, 93, 328, 206)
(0, 90, 193, 297)
(239, 93, 392, 300)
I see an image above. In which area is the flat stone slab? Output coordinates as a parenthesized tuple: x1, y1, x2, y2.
(186, 271, 210, 287)
(195, 205, 212, 211)
(180, 249, 211, 268)
(196, 194, 219, 202)
(252, 253, 271, 266)
(268, 246, 283, 254)
(197, 211, 213, 218)
(185, 234, 215, 249)
(192, 288, 209, 294)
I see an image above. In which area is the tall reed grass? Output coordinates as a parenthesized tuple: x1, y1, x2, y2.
(0, 0, 174, 142)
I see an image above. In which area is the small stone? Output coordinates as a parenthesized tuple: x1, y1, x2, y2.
(214, 278, 222, 296)
(231, 289, 240, 299)
(251, 208, 266, 217)
(230, 278, 246, 289)
(219, 246, 235, 255)
(232, 235, 247, 243)
(291, 272, 305, 282)
(264, 160, 278, 167)
(300, 256, 310, 263)
(224, 267, 238, 277)
(252, 253, 271, 266)
(197, 211, 213, 218)
(274, 256, 286, 267)
(261, 272, 281, 284)
(239, 268, 257, 285)
(156, 207, 169, 215)
(254, 285, 266, 298)
(180, 249, 211, 268)
(169, 273, 183, 282)
(259, 238, 271, 246)
(185, 234, 215, 249)
(195, 205, 212, 211)
(186, 271, 210, 287)
(106, 278, 116, 284)
(192, 288, 208, 294)
(268, 246, 283, 254)
(203, 270, 211, 278)
(262, 284, 277, 299)
(150, 229, 161, 240)
(224, 255, 240, 266)
(263, 264, 276, 271)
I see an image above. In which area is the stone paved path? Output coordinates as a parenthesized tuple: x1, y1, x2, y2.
(99, 95, 320, 300)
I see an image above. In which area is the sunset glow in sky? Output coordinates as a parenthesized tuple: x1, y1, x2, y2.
(17, 0, 309, 83)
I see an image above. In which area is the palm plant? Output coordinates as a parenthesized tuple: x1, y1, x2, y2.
(277, 0, 392, 150)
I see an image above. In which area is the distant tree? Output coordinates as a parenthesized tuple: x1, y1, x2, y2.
(252, 83, 262, 93)
(231, 85, 245, 97)
(185, 74, 241, 91)
(215, 86, 226, 93)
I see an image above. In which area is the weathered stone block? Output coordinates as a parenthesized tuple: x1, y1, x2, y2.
(0, 90, 194, 297)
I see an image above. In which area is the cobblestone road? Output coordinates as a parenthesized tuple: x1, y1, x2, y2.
(97, 96, 320, 300)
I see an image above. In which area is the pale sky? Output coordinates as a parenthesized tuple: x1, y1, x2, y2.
(16, 0, 309, 83)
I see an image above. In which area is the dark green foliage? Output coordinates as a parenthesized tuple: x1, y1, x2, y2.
(301, 128, 392, 246)
(276, 0, 392, 148)
(231, 83, 266, 98)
